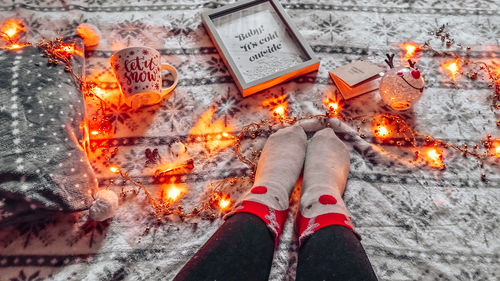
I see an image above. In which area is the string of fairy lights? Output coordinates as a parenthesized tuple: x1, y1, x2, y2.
(1, 19, 498, 222)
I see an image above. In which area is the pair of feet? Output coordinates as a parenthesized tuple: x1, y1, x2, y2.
(233, 125, 356, 245)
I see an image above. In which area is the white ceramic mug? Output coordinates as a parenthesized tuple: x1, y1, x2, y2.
(110, 46, 178, 108)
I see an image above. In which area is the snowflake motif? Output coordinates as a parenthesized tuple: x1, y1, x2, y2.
(142, 50, 149, 55)
(390, 189, 433, 242)
(317, 13, 348, 42)
(442, 99, 478, 136)
(19, 15, 42, 39)
(115, 20, 147, 39)
(371, 17, 398, 38)
(9, 270, 43, 281)
(206, 57, 227, 75)
(155, 83, 160, 90)
(456, 196, 498, 246)
(477, 19, 500, 44)
(104, 102, 132, 129)
(14, 218, 55, 248)
(67, 216, 110, 248)
(169, 15, 194, 36)
(215, 87, 244, 122)
(156, 93, 192, 131)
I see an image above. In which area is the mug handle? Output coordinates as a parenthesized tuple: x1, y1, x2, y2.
(160, 63, 179, 97)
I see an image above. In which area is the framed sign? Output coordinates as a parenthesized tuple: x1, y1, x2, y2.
(202, 0, 320, 96)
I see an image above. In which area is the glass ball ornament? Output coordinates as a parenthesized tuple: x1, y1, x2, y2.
(379, 67, 425, 110)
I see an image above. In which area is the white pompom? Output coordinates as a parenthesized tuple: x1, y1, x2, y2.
(76, 23, 101, 49)
(89, 189, 119, 221)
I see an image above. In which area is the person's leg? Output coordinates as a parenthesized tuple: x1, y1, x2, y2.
(173, 213, 274, 281)
(174, 125, 308, 281)
(296, 127, 377, 280)
(296, 225, 377, 281)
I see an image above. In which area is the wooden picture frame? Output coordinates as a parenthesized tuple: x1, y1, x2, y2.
(202, 0, 320, 97)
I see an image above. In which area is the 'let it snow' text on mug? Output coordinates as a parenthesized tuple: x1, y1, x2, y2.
(110, 46, 178, 108)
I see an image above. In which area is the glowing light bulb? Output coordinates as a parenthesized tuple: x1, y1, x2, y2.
(373, 124, 391, 139)
(166, 185, 183, 202)
(218, 195, 232, 211)
(423, 147, 444, 168)
(55, 43, 76, 57)
(162, 183, 187, 203)
(62, 45, 73, 52)
(328, 101, 340, 117)
(1, 19, 25, 40)
(427, 148, 439, 159)
(323, 98, 342, 117)
(91, 130, 99, 136)
(261, 96, 288, 121)
(273, 105, 286, 120)
(378, 126, 389, 136)
(109, 165, 120, 173)
(442, 59, 460, 80)
(446, 62, 458, 73)
(494, 142, 500, 158)
(90, 86, 108, 98)
(4, 27, 16, 38)
(329, 102, 339, 111)
(402, 43, 420, 60)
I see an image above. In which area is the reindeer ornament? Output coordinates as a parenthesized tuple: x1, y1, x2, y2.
(379, 54, 425, 110)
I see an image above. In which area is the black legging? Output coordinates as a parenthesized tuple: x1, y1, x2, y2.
(173, 213, 377, 281)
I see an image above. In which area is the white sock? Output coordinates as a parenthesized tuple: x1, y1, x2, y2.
(232, 125, 307, 241)
(297, 128, 358, 244)
(244, 124, 307, 211)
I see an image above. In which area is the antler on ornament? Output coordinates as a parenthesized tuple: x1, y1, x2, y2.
(408, 59, 416, 68)
(384, 53, 395, 68)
